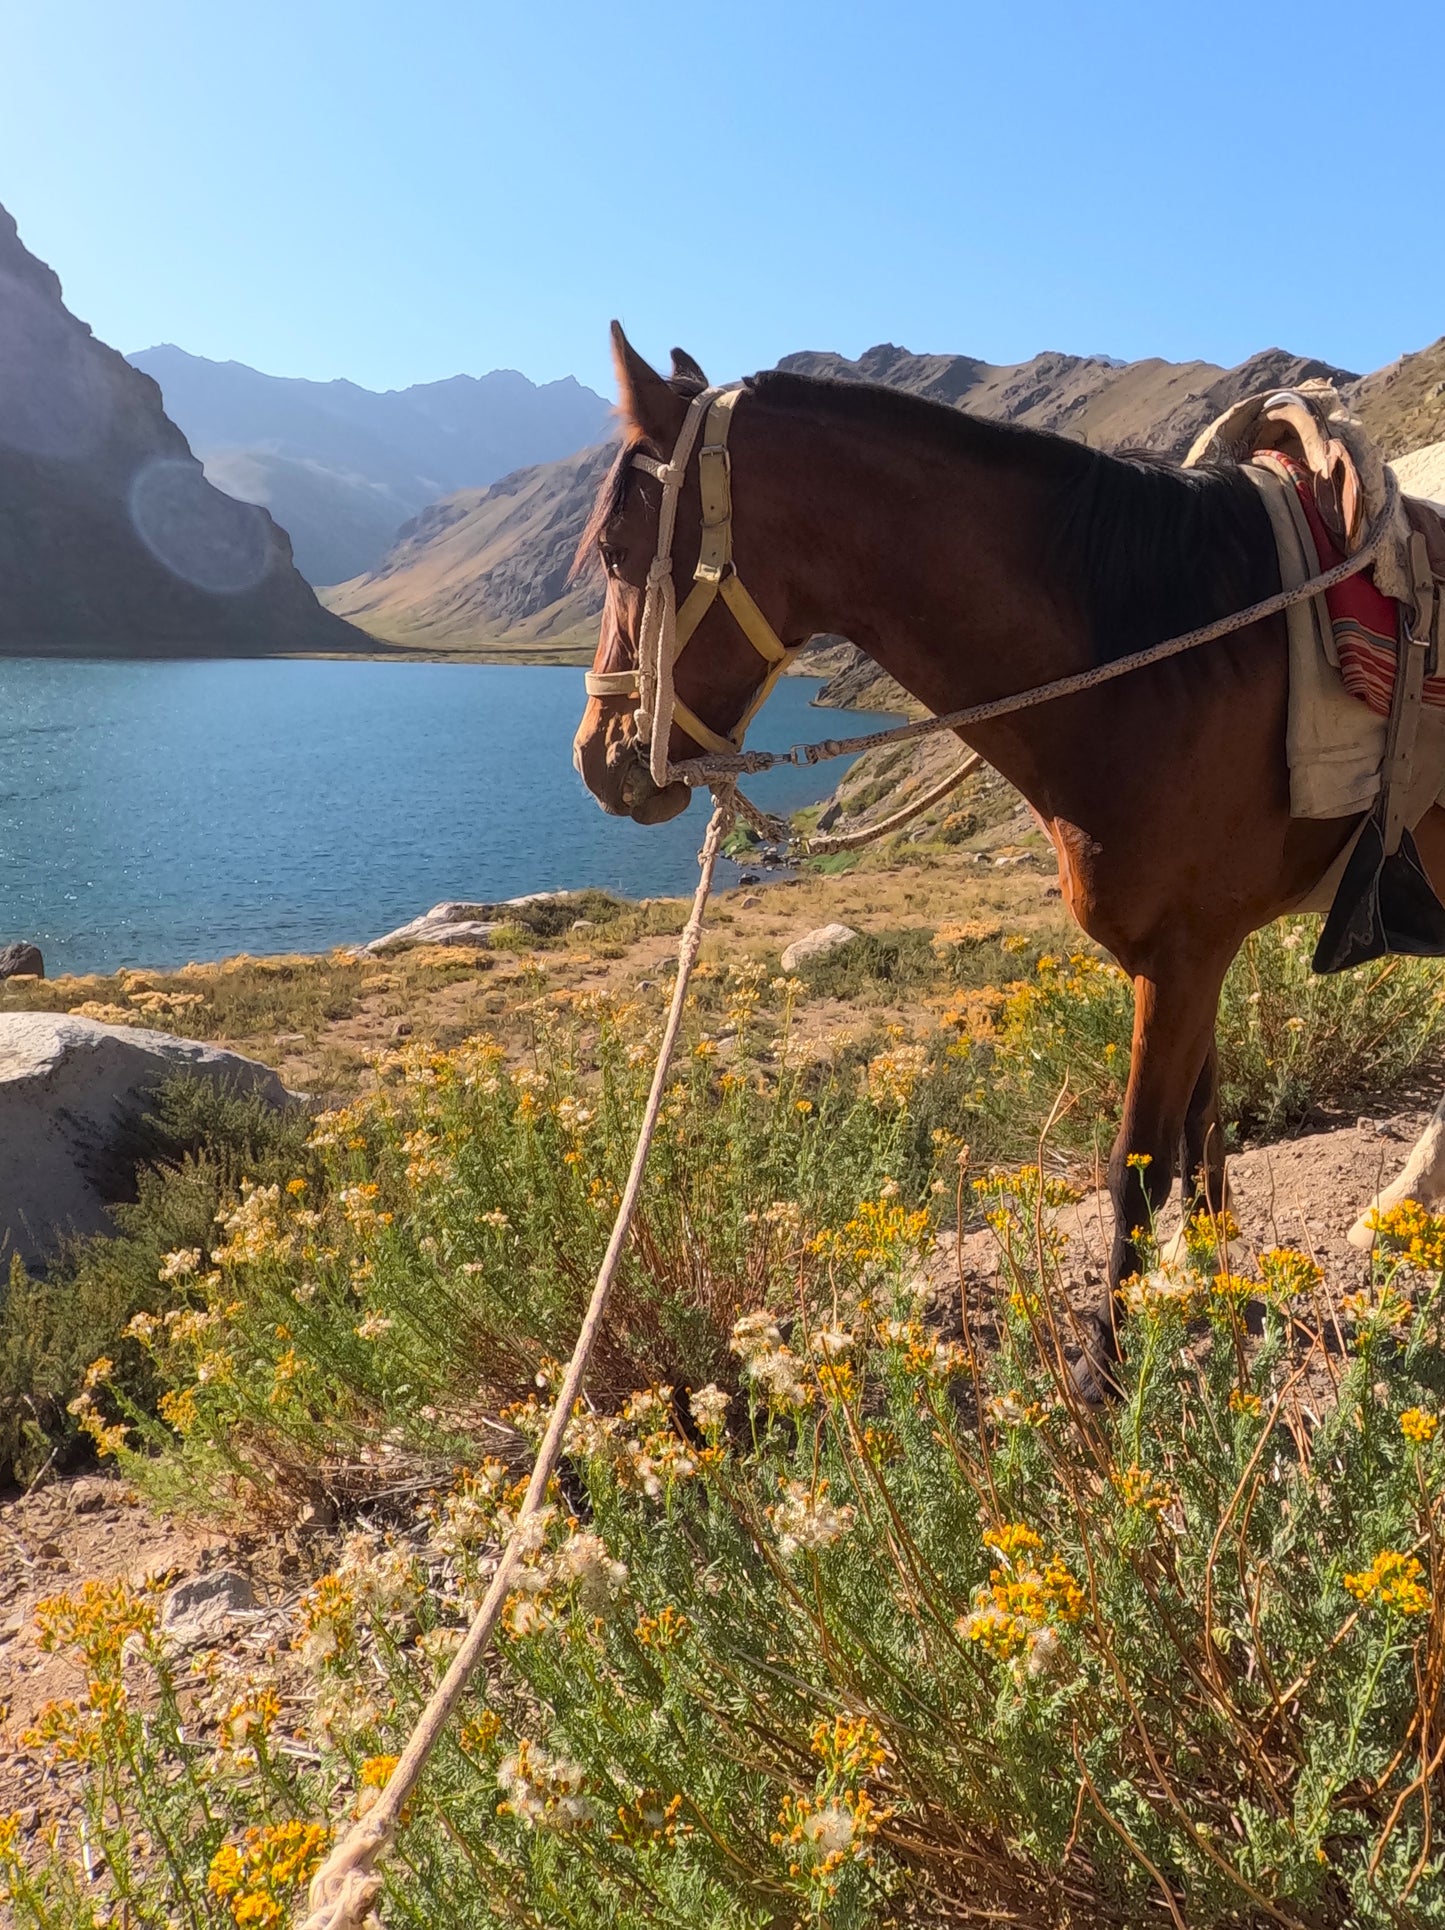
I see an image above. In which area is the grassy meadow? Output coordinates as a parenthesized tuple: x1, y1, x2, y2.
(7, 815, 1445, 1926)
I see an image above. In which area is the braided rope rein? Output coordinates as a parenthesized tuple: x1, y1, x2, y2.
(732, 751, 983, 854)
(299, 788, 737, 1930)
(672, 495, 1397, 790)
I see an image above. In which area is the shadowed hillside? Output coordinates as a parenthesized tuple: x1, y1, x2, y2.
(322, 440, 617, 656)
(0, 205, 368, 658)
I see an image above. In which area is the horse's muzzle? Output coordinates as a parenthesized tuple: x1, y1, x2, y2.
(623, 764, 692, 823)
(573, 706, 691, 824)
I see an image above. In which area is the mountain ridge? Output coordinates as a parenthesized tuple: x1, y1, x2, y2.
(128, 344, 613, 584)
(323, 336, 1391, 657)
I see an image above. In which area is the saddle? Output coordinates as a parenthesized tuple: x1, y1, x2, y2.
(1186, 384, 1445, 971)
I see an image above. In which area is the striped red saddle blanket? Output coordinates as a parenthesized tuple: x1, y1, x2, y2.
(1267, 451, 1445, 717)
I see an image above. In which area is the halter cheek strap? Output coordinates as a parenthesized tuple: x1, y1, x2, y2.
(582, 384, 797, 788)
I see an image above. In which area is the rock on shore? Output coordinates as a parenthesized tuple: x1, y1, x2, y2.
(0, 1013, 294, 1268)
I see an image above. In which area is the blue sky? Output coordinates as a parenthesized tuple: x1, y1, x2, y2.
(3, 0, 1442, 397)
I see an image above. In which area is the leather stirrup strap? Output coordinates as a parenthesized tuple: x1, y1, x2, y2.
(1381, 530, 1437, 856)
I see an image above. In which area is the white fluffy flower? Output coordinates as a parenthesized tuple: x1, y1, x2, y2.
(497, 1743, 594, 1831)
(689, 1383, 731, 1431)
(801, 1802, 857, 1856)
(769, 1480, 856, 1557)
(810, 1326, 854, 1361)
(746, 1348, 813, 1410)
(555, 1532, 628, 1610)
(729, 1310, 783, 1361)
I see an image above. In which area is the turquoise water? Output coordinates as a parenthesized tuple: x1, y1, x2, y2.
(0, 660, 892, 975)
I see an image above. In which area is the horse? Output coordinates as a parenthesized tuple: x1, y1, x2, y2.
(572, 325, 1445, 1391)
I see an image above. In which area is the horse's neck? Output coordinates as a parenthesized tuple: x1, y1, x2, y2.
(762, 408, 1096, 804)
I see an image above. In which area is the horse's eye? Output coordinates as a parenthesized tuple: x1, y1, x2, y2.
(600, 543, 625, 574)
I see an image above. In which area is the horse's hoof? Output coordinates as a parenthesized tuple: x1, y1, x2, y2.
(1065, 1314, 1122, 1406)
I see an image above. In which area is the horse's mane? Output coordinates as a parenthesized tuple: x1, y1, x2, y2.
(745, 368, 1279, 663)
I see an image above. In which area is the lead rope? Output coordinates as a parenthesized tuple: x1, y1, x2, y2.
(732, 750, 983, 853)
(298, 786, 737, 1930)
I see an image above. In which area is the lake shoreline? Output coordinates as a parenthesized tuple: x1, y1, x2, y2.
(0, 660, 898, 977)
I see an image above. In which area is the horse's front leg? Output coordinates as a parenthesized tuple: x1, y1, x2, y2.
(1083, 959, 1230, 1388)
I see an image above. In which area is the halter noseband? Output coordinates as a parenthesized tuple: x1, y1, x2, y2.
(582, 384, 798, 788)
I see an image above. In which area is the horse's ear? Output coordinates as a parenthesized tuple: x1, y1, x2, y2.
(611, 322, 687, 447)
(669, 346, 708, 393)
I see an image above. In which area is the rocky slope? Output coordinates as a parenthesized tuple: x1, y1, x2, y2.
(130, 346, 613, 584)
(777, 342, 1355, 457)
(0, 206, 366, 658)
(322, 439, 616, 654)
(1350, 337, 1445, 458)
(1392, 438, 1445, 503)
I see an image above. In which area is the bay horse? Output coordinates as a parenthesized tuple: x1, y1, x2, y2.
(572, 326, 1445, 1389)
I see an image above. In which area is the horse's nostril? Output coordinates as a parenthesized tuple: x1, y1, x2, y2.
(619, 762, 651, 810)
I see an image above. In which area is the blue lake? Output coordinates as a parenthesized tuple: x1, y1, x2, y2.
(0, 660, 893, 975)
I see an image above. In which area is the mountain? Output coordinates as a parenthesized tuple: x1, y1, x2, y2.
(323, 340, 1359, 656)
(323, 442, 616, 654)
(0, 205, 365, 659)
(128, 345, 613, 584)
(774, 342, 1356, 455)
(1349, 337, 1445, 459)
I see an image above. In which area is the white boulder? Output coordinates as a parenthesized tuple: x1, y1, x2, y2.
(0, 1013, 294, 1268)
(364, 905, 502, 952)
(780, 923, 859, 973)
(363, 891, 581, 954)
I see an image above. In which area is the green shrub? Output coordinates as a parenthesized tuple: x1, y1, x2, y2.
(1218, 920, 1445, 1135)
(795, 923, 1044, 1002)
(0, 1080, 314, 1486)
(12, 1163, 1445, 1925)
(957, 920, 1445, 1162)
(86, 971, 918, 1516)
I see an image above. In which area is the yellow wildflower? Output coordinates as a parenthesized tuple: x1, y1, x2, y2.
(1344, 1550, 1430, 1616)
(810, 1715, 888, 1778)
(1258, 1246, 1324, 1298)
(634, 1606, 690, 1649)
(1367, 1199, 1445, 1273)
(1114, 1464, 1175, 1516)
(207, 1821, 331, 1928)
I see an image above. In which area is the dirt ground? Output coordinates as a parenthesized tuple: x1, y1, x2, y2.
(951, 1105, 1436, 1302)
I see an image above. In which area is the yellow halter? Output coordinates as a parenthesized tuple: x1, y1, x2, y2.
(582, 385, 798, 788)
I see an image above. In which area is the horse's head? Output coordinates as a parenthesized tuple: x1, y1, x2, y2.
(572, 325, 798, 823)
